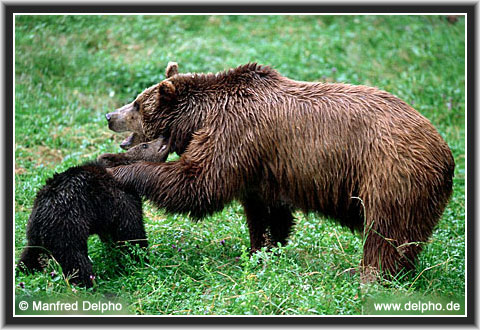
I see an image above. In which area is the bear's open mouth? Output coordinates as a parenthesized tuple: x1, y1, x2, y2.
(120, 135, 134, 150)
(120, 133, 145, 150)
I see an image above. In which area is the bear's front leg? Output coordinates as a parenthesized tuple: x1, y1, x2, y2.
(108, 160, 235, 220)
(241, 196, 295, 252)
(54, 248, 94, 288)
(242, 195, 269, 253)
(265, 203, 295, 247)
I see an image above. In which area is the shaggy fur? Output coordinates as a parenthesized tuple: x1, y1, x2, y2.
(109, 63, 455, 277)
(18, 162, 145, 287)
(18, 139, 169, 287)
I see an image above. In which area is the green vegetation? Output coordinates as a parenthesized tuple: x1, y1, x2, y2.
(14, 15, 465, 315)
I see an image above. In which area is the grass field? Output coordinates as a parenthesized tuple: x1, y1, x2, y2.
(14, 15, 466, 316)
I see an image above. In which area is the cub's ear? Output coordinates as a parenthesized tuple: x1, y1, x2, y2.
(166, 62, 179, 78)
(158, 80, 176, 102)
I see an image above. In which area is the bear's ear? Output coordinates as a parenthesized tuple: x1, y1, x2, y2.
(166, 62, 179, 78)
(158, 80, 176, 102)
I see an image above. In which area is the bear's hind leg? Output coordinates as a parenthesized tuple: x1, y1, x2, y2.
(362, 226, 422, 281)
(17, 246, 44, 272)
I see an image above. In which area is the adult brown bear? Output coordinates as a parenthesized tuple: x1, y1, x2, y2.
(105, 62, 455, 278)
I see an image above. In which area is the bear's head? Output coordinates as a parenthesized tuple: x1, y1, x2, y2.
(105, 61, 204, 156)
(105, 61, 179, 150)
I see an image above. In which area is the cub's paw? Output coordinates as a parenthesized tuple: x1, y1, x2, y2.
(97, 153, 124, 167)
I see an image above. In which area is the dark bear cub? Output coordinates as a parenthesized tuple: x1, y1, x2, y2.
(18, 137, 168, 287)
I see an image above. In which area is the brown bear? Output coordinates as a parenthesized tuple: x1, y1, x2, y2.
(105, 62, 455, 278)
(18, 137, 168, 287)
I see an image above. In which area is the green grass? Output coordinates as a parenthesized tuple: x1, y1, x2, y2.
(14, 15, 466, 316)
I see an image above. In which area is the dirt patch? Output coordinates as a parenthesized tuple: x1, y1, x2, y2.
(15, 118, 129, 173)
(17, 145, 65, 168)
(15, 166, 27, 175)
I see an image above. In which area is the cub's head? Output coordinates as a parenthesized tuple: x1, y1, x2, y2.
(97, 136, 170, 167)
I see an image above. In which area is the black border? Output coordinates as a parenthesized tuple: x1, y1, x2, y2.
(4, 1, 14, 327)
(3, 3, 478, 14)
(5, 3, 476, 326)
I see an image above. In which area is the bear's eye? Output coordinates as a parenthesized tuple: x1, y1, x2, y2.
(141, 143, 148, 149)
(133, 102, 140, 111)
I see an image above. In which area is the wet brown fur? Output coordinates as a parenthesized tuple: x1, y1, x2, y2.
(110, 63, 455, 277)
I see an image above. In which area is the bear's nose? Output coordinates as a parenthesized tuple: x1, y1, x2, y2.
(105, 113, 112, 121)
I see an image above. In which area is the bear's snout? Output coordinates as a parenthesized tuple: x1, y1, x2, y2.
(104, 102, 142, 135)
(105, 111, 127, 132)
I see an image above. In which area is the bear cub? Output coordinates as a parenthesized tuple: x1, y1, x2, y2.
(18, 137, 168, 287)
